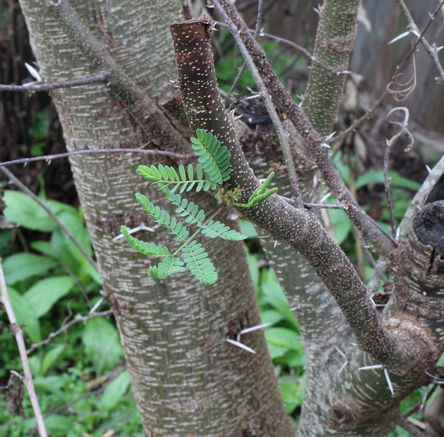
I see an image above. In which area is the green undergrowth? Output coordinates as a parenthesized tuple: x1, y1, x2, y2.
(0, 187, 303, 434)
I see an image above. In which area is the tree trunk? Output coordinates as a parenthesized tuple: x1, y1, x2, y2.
(17, 0, 292, 435)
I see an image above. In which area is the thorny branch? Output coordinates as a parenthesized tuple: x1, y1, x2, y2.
(212, 0, 396, 257)
(210, 0, 302, 205)
(0, 72, 110, 92)
(336, 0, 444, 140)
(395, 0, 444, 83)
(0, 262, 48, 437)
(170, 18, 428, 371)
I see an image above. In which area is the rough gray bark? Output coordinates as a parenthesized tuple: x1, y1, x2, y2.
(17, 0, 292, 435)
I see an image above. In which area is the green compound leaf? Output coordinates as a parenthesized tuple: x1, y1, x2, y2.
(190, 129, 231, 184)
(135, 193, 189, 242)
(137, 164, 217, 193)
(149, 255, 186, 279)
(161, 187, 246, 241)
(160, 187, 206, 225)
(181, 241, 217, 285)
(121, 226, 169, 257)
(202, 220, 247, 241)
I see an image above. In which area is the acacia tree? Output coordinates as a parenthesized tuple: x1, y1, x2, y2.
(3, 0, 444, 436)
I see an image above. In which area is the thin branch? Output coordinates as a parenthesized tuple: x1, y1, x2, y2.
(396, 414, 427, 437)
(211, 0, 396, 257)
(404, 385, 438, 418)
(26, 310, 113, 354)
(216, 22, 320, 66)
(0, 148, 191, 168)
(398, 155, 444, 238)
(396, 0, 444, 83)
(0, 72, 110, 92)
(0, 166, 97, 270)
(0, 261, 48, 437)
(335, 0, 444, 141)
(225, 0, 264, 103)
(211, 0, 303, 206)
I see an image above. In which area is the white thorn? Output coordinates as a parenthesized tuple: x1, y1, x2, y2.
(338, 360, 348, 374)
(245, 94, 261, 100)
(336, 70, 352, 75)
(384, 368, 394, 395)
(232, 114, 243, 121)
(426, 165, 432, 173)
(321, 143, 331, 149)
(388, 31, 410, 45)
(240, 323, 271, 335)
(359, 364, 383, 370)
(274, 240, 278, 248)
(25, 62, 43, 82)
(320, 193, 331, 204)
(89, 298, 104, 314)
(334, 346, 347, 359)
(226, 338, 256, 354)
(324, 131, 336, 142)
(113, 224, 155, 241)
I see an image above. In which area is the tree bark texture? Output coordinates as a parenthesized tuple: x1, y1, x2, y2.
(17, 0, 293, 435)
(173, 15, 444, 436)
(301, 0, 359, 136)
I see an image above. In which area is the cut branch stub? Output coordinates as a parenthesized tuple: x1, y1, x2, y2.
(413, 201, 444, 259)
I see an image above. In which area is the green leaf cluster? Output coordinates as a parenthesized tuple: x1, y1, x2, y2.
(122, 129, 252, 285)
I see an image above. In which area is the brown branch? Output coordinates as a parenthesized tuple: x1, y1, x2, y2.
(0, 148, 191, 168)
(211, 0, 396, 257)
(170, 18, 426, 371)
(211, 0, 302, 205)
(0, 261, 48, 437)
(27, 310, 113, 354)
(0, 72, 110, 92)
(335, 0, 444, 140)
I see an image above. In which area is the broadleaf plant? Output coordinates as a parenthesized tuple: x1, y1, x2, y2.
(122, 129, 277, 284)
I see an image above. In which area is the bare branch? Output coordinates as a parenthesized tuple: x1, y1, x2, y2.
(225, 0, 264, 103)
(396, 0, 444, 83)
(26, 310, 113, 354)
(396, 414, 427, 437)
(336, 0, 444, 140)
(0, 72, 110, 92)
(211, 0, 396, 256)
(0, 167, 97, 270)
(211, 0, 302, 206)
(0, 148, 191, 168)
(0, 261, 48, 437)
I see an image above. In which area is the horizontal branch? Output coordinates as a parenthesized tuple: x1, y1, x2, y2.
(0, 148, 191, 168)
(170, 18, 426, 371)
(0, 72, 110, 92)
